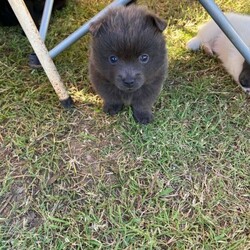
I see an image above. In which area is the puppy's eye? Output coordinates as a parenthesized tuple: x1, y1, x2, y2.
(109, 55, 118, 64)
(139, 54, 149, 64)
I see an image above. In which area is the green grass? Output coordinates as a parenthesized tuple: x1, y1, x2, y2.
(0, 0, 250, 249)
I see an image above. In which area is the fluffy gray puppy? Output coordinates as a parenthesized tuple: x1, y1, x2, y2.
(89, 5, 167, 124)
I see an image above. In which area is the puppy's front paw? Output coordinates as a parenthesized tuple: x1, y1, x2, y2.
(133, 110, 153, 124)
(103, 103, 124, 115)
(186, 37, 201, 51)
(202, 43, 214, 55)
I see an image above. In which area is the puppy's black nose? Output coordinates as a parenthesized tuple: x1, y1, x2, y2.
(239, 75, 250, 88)
(123, 77, 135, 88)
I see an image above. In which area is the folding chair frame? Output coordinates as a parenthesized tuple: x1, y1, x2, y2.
(7, 0, 250, 107)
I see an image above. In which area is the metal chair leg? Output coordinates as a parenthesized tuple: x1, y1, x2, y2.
(29, 0, 54, 68)
(8, 0, 73, 108)
(49, 0, 134, 59)
(199, 0, 250, 64)
(39, 0, 54, 42)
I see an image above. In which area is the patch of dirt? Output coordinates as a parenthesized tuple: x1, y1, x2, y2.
(61, 109, 126, 176)
(0, 181, 43, 231)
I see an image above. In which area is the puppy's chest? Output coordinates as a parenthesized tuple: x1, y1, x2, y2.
(120, 92, 133, 105)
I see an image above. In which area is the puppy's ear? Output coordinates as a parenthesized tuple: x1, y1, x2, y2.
(89, 21, 103, 37)
(147, 13, 167, 32)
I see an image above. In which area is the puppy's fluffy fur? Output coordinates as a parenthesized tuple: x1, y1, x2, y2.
(89, 5, 167, 124)
(187, 13, 250, 93)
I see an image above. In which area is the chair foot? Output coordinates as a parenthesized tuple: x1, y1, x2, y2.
(29, 53, 42, 68)
(60, 96, 74, 108)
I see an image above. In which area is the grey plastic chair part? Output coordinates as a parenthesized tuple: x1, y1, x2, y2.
(49, 0, 133, 58)
(39, 0, 54, 41)
(199, 0, 250, 64)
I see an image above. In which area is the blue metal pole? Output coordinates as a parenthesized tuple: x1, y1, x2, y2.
(39, 0, 54, 41)
(49, 0, 133, 58)
(199, 0, 250, 64)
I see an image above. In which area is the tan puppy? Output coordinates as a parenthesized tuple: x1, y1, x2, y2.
(187, 13, 250, 94)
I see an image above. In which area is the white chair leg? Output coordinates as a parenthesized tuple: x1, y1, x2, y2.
(8, 0, 73, 107)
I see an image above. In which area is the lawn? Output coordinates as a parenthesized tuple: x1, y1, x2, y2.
(0, 0, 249, 249)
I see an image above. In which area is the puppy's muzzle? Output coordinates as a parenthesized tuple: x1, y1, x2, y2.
(116, 72, 144, 92)
(239, 61, 250, 93)
(122, 76, 135, 88)
(239, 75, 250, 88)
(239, 72, 250, 94)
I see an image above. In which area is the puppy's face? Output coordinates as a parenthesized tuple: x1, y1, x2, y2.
(239, 60, 250, 94)
(102, 53, 149, 92)
(89, 6, 167, 93)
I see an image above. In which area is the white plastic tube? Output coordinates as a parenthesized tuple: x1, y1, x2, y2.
(8, 0, 71, 105)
